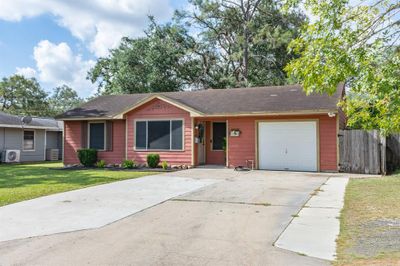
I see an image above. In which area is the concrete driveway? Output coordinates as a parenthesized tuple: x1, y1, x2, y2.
(0, 169, 339, 265)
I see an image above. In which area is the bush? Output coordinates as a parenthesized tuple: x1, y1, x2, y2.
(96, 160, 106, 168)
(77, 149, 97, 167)
(122, 159, 136, 169)
(161, 161, 168, 170)
(147, 154, 160, 168)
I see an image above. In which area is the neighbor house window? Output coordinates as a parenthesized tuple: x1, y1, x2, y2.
(23, 130, 35, 151)
(212, 122, 226, 150)
(135, 120, 183, 150)
(89, 122, 105, 150)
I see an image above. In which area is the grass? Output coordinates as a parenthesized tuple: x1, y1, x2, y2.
(336, 174, 400, 265)
(0, 162, 157, 206)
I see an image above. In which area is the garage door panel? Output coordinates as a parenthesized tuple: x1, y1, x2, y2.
(258, 121, 317, 171)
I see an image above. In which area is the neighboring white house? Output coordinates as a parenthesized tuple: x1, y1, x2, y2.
(0, 112, 63, 163)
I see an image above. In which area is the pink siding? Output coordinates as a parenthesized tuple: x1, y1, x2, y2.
(63, 120, 126, 165)
(319, 115, 338, 171)
(64, 121, 81, 165)
(126, 99, 192, 166)
(225, 115, 338, 172)
(97, 120, 126, 164)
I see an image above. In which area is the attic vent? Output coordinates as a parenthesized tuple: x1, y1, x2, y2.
(270, 94, 278, 97)
(290, 89, 298, 92)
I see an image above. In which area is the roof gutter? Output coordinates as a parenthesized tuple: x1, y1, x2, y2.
(0, 124, 62, 130)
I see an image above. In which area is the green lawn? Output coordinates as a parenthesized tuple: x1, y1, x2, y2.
(0, 162, 157, 206)
(336, 174, 400, 265)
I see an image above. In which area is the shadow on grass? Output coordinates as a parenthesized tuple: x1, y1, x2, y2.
(0, 163, 147, 189)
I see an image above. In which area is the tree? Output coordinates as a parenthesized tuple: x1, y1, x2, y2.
(88, 17, 203, 94)
(89, 1, 306, 94)
(48, 85, 84, 116)
(0, 75, 50, 116)
(177, 0, 306, 88)
(284, 0, 400, 134)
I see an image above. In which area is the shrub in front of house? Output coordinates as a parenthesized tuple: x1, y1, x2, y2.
(96, 160, 106, 168)
(161, 161, 168, 170)
(77, 149, 97, 167)
(122, 159, 137, 169)
(147, 154, 160, 168)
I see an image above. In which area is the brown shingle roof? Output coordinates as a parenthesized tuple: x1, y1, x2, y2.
(57, 84, 343, 119)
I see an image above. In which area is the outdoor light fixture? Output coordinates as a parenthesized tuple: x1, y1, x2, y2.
(328, 112, 336, 118)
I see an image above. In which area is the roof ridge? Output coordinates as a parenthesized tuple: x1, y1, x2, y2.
(101, 84, 304, 97)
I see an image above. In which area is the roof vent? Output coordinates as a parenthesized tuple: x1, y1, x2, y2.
(290, 89, 298, 92)
(270, 94, 278, 97)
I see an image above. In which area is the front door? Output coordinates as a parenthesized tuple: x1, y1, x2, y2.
(206, 121, 226, 165)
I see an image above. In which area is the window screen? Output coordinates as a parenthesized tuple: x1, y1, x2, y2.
(212, 122, 226, 150)
(23, 130, 34, 150)
(135, 120, 183, 150)
(171, 120, 183, 150)
(148, 121, 170, 149)
(89, 123, 105, 150)
(135, 121, 147, 149)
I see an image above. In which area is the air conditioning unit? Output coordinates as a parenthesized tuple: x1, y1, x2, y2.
(46, 149, 59, 161)
(3, 150, 21, 163)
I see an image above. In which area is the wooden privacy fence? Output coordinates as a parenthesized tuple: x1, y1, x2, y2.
(338, 130, 386, 174)
(339, 130, 400, 174)
(386, 134, 400, 173)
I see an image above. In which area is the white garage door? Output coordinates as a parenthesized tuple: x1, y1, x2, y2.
(258, 121, 318, 171)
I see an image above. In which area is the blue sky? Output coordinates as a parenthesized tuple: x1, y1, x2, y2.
(0, 0, 187, 98)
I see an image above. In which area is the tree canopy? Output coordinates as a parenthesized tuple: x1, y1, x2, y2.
(48, 85, 84, 116)
(88, 0, 306, 94)
(0, 75, 83, 117)
(284, 0, 400, 134)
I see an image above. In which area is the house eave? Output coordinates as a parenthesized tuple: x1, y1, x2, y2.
(197, 109, 339, 118)
(0, 124, 62, 130)
(58, 109, 338, 120)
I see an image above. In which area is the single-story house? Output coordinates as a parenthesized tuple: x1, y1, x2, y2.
(57, 84, 345, 172)
(0, 112, 63, 162)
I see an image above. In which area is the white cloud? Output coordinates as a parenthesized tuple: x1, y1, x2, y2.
(15, 67, 36, 78)
(33, 40, 96, 97)
(0, 0, 174, 57)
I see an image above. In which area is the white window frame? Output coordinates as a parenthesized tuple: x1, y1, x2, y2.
(22, 129, 36, 151)
(88, 121, 106, 151)
(134, 118, 185, 151)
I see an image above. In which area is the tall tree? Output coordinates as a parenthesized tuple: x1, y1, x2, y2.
(89, 1, 306, 94)
(0, 75, 50, 116)
(48, 85, 84, 116)
(88, 17, 203, 94)
(284, 0, 400, 134)
(177, 0, 306, 88)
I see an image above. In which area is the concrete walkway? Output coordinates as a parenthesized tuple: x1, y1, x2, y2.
(275, 177, 349, 261)
(0, 175, 216, 242)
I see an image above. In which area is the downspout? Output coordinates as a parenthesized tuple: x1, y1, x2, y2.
(44, 130, 47, 161)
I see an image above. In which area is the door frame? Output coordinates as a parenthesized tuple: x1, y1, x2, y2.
(197, 121, 206, 165)
(255, 119, 320, 171)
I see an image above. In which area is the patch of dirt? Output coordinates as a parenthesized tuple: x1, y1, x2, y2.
(350, 219, 400, 257)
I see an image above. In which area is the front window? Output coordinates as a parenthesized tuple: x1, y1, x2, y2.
(23, 130, 35, 151)
(89, 122, 105, 150)
(135, 120, 183, 150)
